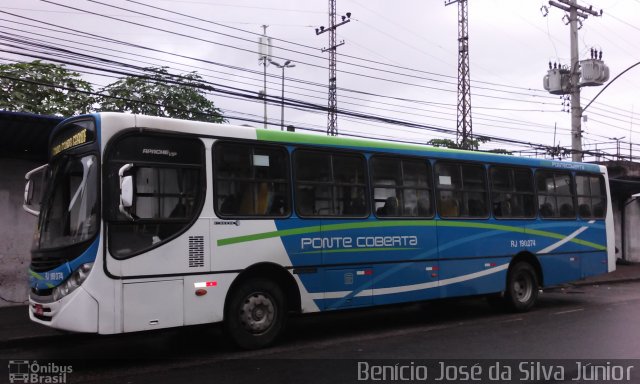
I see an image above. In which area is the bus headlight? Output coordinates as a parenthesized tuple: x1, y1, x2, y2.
(53, 263, 94, 301)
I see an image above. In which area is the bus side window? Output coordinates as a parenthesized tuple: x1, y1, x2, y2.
(294, 150, 367, 217)
(536, 170, 575, 219)
(575, 173, 607, 219)
(213, 142, 290, 217)
(371, 156, 433, 218)
(436, 162, 487, 218)
(490, 167, 535, 219)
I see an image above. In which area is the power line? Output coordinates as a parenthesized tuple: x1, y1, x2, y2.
(0, 28, 622, 143)
(0, 17, 575, 127)
(2, 5, 636, 149)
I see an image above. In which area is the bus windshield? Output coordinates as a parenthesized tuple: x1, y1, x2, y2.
(34, 154, 99, 250)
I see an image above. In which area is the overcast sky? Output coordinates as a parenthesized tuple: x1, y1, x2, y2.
(2, 0, 640, 158)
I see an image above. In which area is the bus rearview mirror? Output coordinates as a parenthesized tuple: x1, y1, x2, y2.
(121, 176, 133, 207)
(118, 163, 135, 220)
(23, 164, 48, 216)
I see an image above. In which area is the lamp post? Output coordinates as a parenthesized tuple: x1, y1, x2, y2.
(610, 136, 625, 160)
(269, 59, 295, 130)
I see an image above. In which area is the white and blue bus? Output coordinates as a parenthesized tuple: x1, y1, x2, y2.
(23, 112, 615, 349)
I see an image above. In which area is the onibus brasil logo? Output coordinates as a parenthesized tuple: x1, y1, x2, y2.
(8, 360, 72, 383)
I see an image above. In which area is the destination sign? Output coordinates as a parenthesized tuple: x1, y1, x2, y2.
(50, 120, 95, 157)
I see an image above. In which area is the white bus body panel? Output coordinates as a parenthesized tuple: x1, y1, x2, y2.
(183, 273, 239, 325)
(29, 287, 99, 333)
(111, 219, 211, 277)
(599, 165, 616, 273)
(123, 279, 183, 332)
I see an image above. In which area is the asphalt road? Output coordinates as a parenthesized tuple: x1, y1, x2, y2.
(2, 282, 640, 383)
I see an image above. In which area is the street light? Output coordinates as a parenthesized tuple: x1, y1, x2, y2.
(610, 136, 625, 160)
(269, 59, 295, 130)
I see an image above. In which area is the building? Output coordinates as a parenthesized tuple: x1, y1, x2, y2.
(0, 111, 62, 307)
(604, 161, 640, 263)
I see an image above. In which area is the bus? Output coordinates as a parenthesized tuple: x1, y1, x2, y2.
(23, 112, 615, 349)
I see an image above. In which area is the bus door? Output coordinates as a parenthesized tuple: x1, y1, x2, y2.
(106, 132, 208, 331)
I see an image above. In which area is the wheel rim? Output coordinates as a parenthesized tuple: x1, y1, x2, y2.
(513, 272, 533, 303)
(239, 292, 276, 334)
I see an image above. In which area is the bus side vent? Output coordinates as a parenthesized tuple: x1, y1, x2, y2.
(188, 236, 205, 268)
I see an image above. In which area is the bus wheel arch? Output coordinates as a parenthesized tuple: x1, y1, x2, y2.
(504, 252, 542, 312)
(510, 252, 543, 287)
(223, 263, 300, 349)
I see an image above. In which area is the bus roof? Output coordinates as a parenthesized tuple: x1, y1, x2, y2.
(70, 112, 603, 174)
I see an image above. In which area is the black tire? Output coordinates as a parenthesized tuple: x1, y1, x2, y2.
(224, 278, 286, 349)
(505, 262, 539, 312)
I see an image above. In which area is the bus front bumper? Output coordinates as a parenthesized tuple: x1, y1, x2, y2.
(29, 286, 98, 333)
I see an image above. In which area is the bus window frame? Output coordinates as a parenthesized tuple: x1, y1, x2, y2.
(369, 154, 435, 219)
(292, 147, 369, 219)
(212, 140, 292, 220)
(104, 129, 207, 260)
(534, 169, 576, 220)
(574, 172, 607, 220)
(488, 165, 536, 220)
(434, 160, 490, 220)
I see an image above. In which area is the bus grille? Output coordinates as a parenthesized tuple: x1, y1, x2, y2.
(30, 256, 66, 272)
(189, 236, 204, 268)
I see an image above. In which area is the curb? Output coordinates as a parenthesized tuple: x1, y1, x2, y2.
(570, 276, 640, 287)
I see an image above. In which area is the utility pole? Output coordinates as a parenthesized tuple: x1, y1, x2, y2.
(258, 25, 272, 129)
(316, 1, 351, 136)
(543, 1, 603, 162)
(630, 106, 634, 161)
(445, 0, 472, 149)
(569, 3, 582, 162)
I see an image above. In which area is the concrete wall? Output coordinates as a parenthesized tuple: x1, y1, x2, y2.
(0, 158, 39, 307)
(606, 161, 640, 262)
(622, 198, 640, 262)
(612, 197, 623, 260)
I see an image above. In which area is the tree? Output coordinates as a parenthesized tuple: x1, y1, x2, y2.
(427, 137, 513, 155)
(0, 60, 94, 116)
(427, 137, 512, 155)
(427, 137, 488, 151)
(98, 67, 224, 123)
(427, 138, 461, 149)
(487, 148, 514, 155)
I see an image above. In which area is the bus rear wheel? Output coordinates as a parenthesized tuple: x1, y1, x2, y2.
(225, 278, 286, 349)
(505, 262, 539, 312)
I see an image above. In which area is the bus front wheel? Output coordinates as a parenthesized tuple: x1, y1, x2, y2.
(505, 262, 539, 312)
(225, 278, 286, 349)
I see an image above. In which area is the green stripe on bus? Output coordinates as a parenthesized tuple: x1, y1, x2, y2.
(29, 270, 56, 288)
(256, 130, 473, 155)
(217, 220, 605, 250)
(29, 270, 44, 280)
(217, 224, 322, 246)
